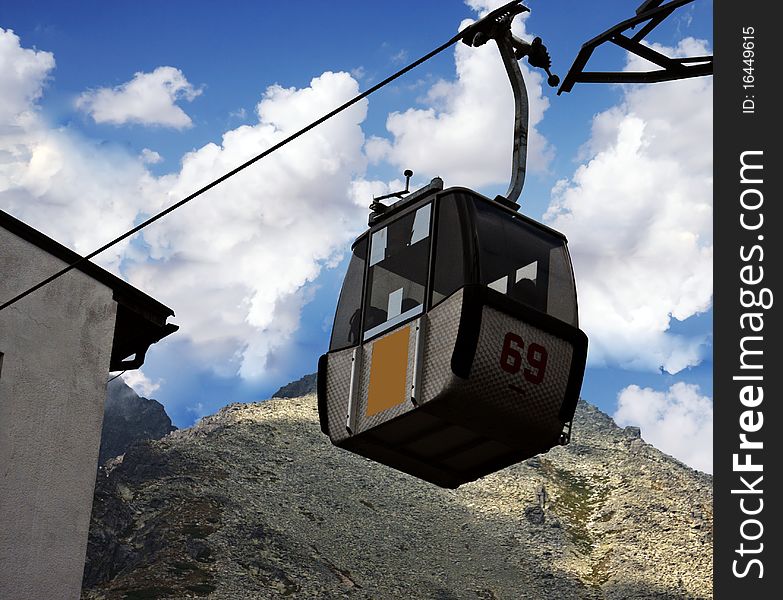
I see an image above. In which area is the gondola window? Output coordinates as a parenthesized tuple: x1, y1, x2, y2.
(363, 204, 431, 340)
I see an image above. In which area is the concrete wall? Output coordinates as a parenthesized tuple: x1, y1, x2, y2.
(0, 227, 117, 600)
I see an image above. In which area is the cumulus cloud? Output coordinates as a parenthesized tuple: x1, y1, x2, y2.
(121, 369, 162, 398)
(124, 71, 368, 377)
(614, 382, 712, 473)
(366, 0, 554, 189)
(140, 148, 163, 164)
(0, 124, 153, 272)
(76, 66, 202, 129)
(0, 29, 150, 272)
(545, 38, 712, 373)
(2, 20, 714, 423)
(2, 30, 368, 381)
(187, 402, 210, 419)
(0, 28, 54, 127)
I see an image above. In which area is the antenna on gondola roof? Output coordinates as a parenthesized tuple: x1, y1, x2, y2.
(369, 169, 414, 224)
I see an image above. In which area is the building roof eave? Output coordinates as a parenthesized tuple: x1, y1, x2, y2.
(0, 209, 178, 372)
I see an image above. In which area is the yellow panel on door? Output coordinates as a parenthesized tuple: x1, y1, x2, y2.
(366, 326, 410, 416)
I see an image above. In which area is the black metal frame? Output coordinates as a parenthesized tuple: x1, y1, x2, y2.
(557, 0, 713, 95)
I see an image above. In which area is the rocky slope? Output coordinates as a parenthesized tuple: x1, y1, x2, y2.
(271, 373, 317, 399)
(82, 395, 712, 599)
(99, 379, 177, 465)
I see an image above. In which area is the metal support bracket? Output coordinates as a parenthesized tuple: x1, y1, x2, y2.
(557, 0, 713, 95)
(459, 1, 559, 208)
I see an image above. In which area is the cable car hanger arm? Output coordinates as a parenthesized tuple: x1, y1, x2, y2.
(366, 1, 558, 220)
(460, 1, 559, 208)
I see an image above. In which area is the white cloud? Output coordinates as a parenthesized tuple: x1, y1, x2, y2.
(464, 0, 503, 13)
(350, 66, 366, 81)
(229, 107, 247, 120)
(390, 49, 408, 64)
(0, 8, 558, 389)
(545, 38, 712, 373)
(121, 369, 162, 398)
(366, 2, 554, 189)
(76, 66, 202, 129)
(614, 382, 712, 473)
(187, 401, 209, 419)
(2, 22, 714, 426)
(0, 28, 54, 127)
(2, 31, 368, 381)
(0, 121, 154, 271)
(140, 148, 163, 164)
(0, 31, 152, 272)
(125, 71, 369, 378)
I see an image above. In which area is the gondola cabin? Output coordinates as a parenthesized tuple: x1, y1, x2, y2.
(318, 178, 587, 488)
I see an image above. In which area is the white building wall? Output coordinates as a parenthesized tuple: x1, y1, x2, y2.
(0, 227, 117, 600)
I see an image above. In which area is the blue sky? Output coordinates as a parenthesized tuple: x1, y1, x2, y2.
(0, 1, 713, 471)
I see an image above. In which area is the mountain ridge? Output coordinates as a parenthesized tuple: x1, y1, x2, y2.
(99, 379, 177, 465)
(83, 393, 712, 599)
(271, 372, 317, 399)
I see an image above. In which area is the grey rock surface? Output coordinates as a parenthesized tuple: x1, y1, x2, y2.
(82, 396, 712, 599)
(271, 372, 317, 399)
(99, 379, 177, 465)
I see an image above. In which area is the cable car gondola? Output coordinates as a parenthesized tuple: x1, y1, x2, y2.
(317, 1, 587, 488)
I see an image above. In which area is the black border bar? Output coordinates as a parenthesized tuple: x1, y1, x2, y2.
(715, 3, 782, 597)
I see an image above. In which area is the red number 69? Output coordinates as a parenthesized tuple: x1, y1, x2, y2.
(499, 332, 548, 385)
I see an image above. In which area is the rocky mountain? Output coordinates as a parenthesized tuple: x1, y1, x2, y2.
(271, 372, 317, 398)
(82, 395, 712, 599)
(99, 379, 177, 465)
